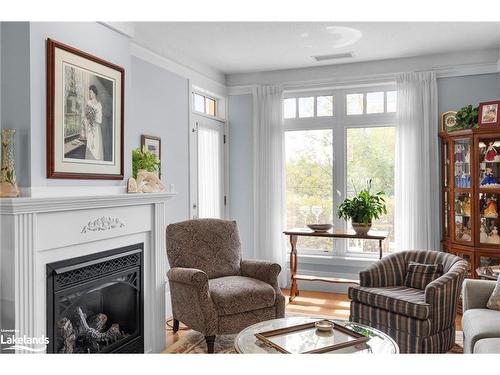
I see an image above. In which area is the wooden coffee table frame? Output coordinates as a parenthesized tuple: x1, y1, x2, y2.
(284, 229, 388, 302)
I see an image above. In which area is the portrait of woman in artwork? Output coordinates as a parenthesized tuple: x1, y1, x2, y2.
(83, 85, 104, 160)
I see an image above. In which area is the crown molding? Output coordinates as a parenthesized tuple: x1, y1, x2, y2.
(227, 60, 500, 95)
(433, 61, 500, 78)
(130, 42, 227, 94)
(98, 22, 135, 38)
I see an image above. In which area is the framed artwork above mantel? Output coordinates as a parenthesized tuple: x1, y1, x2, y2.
(46, 38, 125, 180)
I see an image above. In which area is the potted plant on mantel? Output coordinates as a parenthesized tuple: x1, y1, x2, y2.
(128, 147, 164, 193)
(337, 180, 387, 236)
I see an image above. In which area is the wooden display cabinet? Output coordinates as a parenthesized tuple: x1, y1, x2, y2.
(440, 128, 500, 284)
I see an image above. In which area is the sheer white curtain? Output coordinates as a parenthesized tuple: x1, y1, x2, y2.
(253, 85, 287, 286)
(198, 122, 223, 218)
(395, 72, 440, 251)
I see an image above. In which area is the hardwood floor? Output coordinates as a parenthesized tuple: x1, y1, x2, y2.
(165, 288, 463, 349)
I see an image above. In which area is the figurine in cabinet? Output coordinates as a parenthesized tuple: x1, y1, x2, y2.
(488, 226, 500, 244)
(462, 197, 472, 216)
(480, 223, 489, 243)
(484, 197, 499, 218)
(461, 227, 472, 241)
(481, 167, 497, 186)
(485, 142, 498, 162)
(455, 199, 462, 215)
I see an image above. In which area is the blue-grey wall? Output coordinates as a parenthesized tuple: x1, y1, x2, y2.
(438, 73, 500, 114)
(131, 56, 190, 223)
(228, 94, 254, 259)
(1, 22, 31, 187)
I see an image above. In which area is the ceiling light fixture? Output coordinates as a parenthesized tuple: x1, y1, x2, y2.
(325, 26, 362, 48)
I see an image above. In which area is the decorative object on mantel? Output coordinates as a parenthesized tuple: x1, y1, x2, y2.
(129, 147, 164, 193)
(46, 39, 124, 180)
(0, 129, 20, 198)
(140, 135, 161, 178)
(127, 176, 138, 193)
(132, 147, 160, 178)
(337, 179, 387, 236)
(478, 100, 500, 128)
(81, 216, 125, 234)
(136, 170, 166, 193)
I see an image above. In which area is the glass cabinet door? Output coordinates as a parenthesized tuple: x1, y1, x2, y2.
(479, 192, 500, 245)
(453, 138, 471, 188)
(454, 192, 472, 243)
(478, 137, 500, 188)
(476, 253, 500, 280)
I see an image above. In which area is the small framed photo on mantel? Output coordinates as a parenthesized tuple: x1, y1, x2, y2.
(46, 38, 124, 179)
(479, 100, 500, 129)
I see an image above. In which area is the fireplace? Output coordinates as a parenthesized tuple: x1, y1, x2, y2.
(46, 243, 144, 353)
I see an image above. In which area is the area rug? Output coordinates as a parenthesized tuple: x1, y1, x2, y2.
(165, 328, 464, 354)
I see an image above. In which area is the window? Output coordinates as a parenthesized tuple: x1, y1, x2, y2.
(284, 98, 296, 119)
(193, 92, 217, 117)
(346, 127, 395, 253)
(346, 93, 363, 115)
(194, 93, 205, 113)
(284, 86, 396, 257)
(284, 95, 333, 119)
(317, 96, 333, 117)
(386, 91, 397, 112)
(206, 97, 216, 117)
(286, 130, 333, 252)
(346, 91, 398, 115)
(366, 92, 384, 114)
(298, 97, 314, 118)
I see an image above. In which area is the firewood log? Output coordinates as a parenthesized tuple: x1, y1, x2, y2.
(57, 317, 76, 353)
(76, 307, 122, 342)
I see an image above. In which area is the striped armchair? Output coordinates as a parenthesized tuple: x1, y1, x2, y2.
(348, 250, 468, 353)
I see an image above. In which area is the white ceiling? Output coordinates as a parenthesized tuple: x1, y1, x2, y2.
(133, 22, 500, 76)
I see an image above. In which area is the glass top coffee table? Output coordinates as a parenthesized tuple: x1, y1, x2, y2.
(234, 317, 399, 354)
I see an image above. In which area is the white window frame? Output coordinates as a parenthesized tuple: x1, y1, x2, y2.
(284, 84, 396, 259)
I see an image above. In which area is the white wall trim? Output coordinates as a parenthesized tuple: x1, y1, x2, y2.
(227, 60, 500, 95)
(98, 22, 136, 38)
(130, 42, 227, 95)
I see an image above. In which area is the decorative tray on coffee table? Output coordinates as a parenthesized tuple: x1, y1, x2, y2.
(254, 319, 370, 354)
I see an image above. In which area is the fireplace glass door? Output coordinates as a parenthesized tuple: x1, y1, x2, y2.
(47, 244, 144, 354)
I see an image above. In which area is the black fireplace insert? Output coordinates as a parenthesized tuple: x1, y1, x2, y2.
(46, 243, 144, 353)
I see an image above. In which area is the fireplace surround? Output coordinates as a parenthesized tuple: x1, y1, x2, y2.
(0, 191, 175, 353)
(46, 243, 144, 353)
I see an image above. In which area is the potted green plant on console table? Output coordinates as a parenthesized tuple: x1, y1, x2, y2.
(337, 180, 387, 235)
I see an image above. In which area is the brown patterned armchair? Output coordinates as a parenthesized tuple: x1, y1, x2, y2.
(166, 219, 285, 353)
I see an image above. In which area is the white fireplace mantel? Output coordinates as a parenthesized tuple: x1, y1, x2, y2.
(0, 191, 176, 353)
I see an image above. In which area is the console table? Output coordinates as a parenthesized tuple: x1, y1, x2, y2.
(283, 228, 388, 302)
